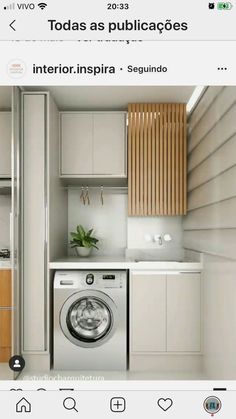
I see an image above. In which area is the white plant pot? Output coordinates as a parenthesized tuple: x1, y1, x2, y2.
(75, 247, 91, 257)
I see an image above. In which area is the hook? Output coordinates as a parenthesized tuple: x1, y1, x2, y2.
(101, 185, 104, 205)
(80, 186, 85, 205)
(85, 186, 90, 205)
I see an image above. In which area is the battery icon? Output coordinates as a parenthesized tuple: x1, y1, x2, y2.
(217, 2, 233, 9)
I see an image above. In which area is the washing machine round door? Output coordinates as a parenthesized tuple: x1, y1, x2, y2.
(60, 290, 118, 348)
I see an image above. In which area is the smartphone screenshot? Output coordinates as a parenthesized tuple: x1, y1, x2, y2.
(0, 0, 236, 417)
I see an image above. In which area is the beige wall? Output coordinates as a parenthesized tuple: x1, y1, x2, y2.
(184, 86, 236, 378)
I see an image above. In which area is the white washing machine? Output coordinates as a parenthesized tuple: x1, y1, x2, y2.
(53, 270, 128, 370)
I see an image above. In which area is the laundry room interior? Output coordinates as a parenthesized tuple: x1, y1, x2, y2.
(0, 85, 236, 381)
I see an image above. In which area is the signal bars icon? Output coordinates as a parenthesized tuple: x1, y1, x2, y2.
(4, 3, 15, 9)
(38, 2, 47, 9)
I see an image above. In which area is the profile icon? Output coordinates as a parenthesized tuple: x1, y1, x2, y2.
(9, 355, 25, 372)
(203, 396, 222, 416)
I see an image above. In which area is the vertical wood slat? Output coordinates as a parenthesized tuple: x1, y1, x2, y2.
(135, 104, 140, 215)
(155, 104, 160, 215)
(140, 104, 144, 215)
(128, 104, 132, 215)
(167, 104, 171, 215)
(176, 105, 180, 214)
(171, 104, 176, 215)
(147, 104, 152, 215)
(159, 104, 164, 215)
(183, 105, 187, 214)
(151, 104, 156, 215)
(179, 104, 183, 214)
(131, 104, 136, 215)
(128, 103, 187, 216)
(143, 104, 148, 215)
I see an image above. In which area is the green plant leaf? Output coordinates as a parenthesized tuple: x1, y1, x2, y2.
(78, 225, 86, 238)
(70, 225, 99, 250)
(89, 237, 99, 244)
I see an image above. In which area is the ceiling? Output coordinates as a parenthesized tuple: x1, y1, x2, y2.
(25, 86, 196, 111)
(0, 87, 12, 110)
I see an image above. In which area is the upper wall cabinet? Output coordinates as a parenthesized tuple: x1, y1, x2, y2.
(128, 104, 187, 216)
(0, 112, 11, 178)
(60, 112, 127, 178)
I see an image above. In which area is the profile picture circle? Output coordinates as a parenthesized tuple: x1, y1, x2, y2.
(7, 59, 26, 79)
(203, 396, 222, 415)
(9, 355, 25, 372)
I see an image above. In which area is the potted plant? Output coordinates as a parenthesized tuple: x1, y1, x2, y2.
(70, 225, 99, 257)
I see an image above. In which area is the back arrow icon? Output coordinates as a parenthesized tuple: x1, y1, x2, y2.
(9, 20, 16, 31)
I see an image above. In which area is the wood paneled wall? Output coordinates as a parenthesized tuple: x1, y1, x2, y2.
(128, 103, 187, 216)
(0, 270, 12, 362)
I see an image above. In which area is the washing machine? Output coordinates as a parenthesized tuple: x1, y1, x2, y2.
(53, 270, 128, 370)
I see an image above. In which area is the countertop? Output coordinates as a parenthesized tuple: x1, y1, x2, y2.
(0, 260, 11, 269)
(49, 256, 202, 271)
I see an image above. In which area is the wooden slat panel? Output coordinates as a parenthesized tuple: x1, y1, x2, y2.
(128, 103, 187, 216)
(163, 104, 168, 215)
(147, 104, 151, 215)
(0, 310, 12, 347)
(155, 104, 160, 214)
(135, 104, 140, 215)
(179, 104, 184, 214)
(0, 270, 12, 307)
(167, 104, 171, 214)
(132, 104, 136, 214)
(183, 105, 187, 214)
(143, 104, 148, 215)
(128, 104, 132, 215)
(140, 104, 144, 215)
(151, 104, 156, 215)
(0, 347, 11, 363)
(171, 104, 176, 215)
(159, 104, 164, 215)
(176, 105, 180, 214)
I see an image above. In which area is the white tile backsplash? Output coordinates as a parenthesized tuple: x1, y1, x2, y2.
(68, 189, 127, 256)
(68, 189, 184, 258)
(127, 216, 184, 260)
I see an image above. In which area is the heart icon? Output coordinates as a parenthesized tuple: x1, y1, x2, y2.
(157, 398, 173, 411)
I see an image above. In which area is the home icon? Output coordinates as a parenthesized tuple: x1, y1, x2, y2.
(16, 397, 31, 413)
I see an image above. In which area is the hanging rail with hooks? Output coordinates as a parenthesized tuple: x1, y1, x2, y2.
(64, 186, 128, 194)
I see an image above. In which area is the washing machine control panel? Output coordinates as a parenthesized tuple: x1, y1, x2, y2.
(84, 271, 127, 288)
(54, 270, 127, 289)
(86, 273, 94, 285)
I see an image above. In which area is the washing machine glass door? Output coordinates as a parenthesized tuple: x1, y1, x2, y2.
(68, 297, 111, 342)
(60, 290, 118, 348)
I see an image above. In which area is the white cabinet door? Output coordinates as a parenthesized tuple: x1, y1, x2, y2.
(61, 113, 93, 175)
(0, 112, 11, 177)
(93, 113, 126, 175)
(131, 273, 166, 352)
(167, 273, 201, 352)
(22, 94, 47, 352)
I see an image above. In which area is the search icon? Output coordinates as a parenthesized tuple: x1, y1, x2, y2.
(63, 397, 78, 412)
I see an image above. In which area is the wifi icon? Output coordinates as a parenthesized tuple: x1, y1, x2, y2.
(38, 2, 47, 9)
